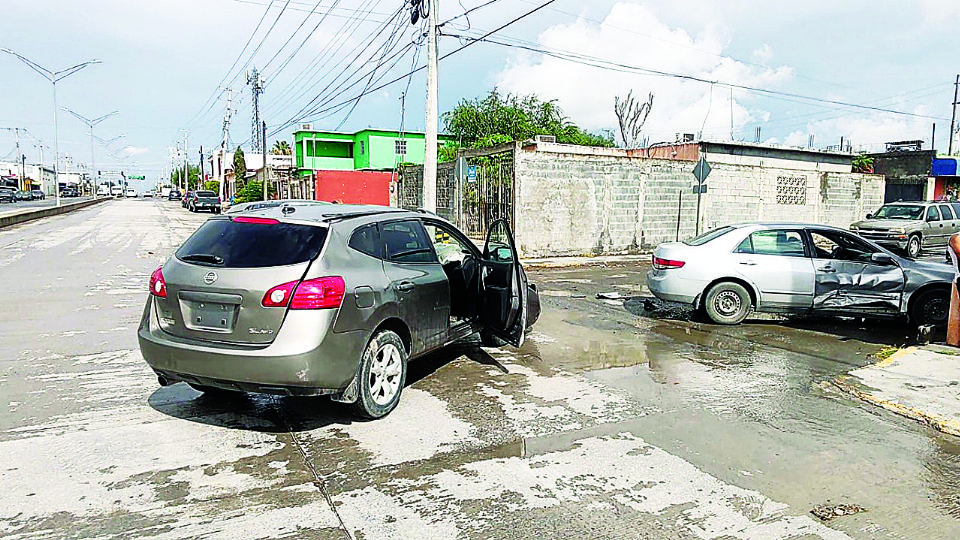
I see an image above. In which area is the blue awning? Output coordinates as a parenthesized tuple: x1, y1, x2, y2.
(933, 157, 959, 176)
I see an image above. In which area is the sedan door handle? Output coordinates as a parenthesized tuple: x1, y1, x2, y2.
(821, 266, 837, 273)
(395, 281, 414, 292)
(738, 260, 757, 266)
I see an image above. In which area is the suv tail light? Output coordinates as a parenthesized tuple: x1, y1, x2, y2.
(149, 266, 167, 297)
(652, 255, 685, 269)
(262, 276, 345, 309)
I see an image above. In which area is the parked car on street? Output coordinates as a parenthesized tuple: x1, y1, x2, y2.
(181, 190, 194, 208)
(647, 222, 952, 326)
(139, 205, 540, 419)
(30, 189, 45, 200)
(187, 190, 221, 213)
(850, 201, 960, 258)
(59, 188, 79, 198)
(14, 190, 33, 201)
(168, 189, 182, 201)
(0, 187, 15, 203)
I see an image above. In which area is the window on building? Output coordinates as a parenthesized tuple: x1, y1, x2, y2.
(395, 139, 407, 156)
(359, 141, 365, 155)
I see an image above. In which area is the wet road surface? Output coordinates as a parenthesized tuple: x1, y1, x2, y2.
(0, 199, 958, 539)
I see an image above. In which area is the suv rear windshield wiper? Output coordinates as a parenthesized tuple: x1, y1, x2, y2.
(180, 253, 225, 265)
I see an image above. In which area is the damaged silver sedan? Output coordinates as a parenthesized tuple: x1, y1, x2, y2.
(647, 223, 953, 326)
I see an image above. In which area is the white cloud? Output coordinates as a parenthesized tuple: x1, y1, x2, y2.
(121, 146, 149, 156)
(493, 3, 793, 144)
(781, 110, 933, 153)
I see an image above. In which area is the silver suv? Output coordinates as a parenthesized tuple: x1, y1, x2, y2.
(850, 201, 960, 258)
(138, 204, 540, 419)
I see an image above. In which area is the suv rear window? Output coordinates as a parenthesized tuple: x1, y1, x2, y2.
(176, 219, 328, 268)
(196, 191, 217, 197)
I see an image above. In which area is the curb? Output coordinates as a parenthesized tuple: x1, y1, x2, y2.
(0, 198, 111, 229)
(831, 348, 960, 438)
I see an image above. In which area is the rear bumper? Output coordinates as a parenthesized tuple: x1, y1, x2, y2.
(646, 269, 701, 305)
(137, 297, 364, 395)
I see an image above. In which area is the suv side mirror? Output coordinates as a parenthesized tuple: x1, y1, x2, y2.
(865, 213, 873, 219)
(871, 252, 894, 265)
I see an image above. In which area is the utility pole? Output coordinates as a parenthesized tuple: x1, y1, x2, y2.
(950, 75, 959, 156)
(262, 120, 268, 201)
(14, 128, 23, 191)
(220, 89, 233, 202)
(423, 0, 439, 212)
(248, 69, 264, 155)
(199, 146, 204, 190)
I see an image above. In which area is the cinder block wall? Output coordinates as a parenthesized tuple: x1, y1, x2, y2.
(513, 146, 885, 257)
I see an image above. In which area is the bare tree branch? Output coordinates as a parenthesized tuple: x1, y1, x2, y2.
(614, 91, 654, 148)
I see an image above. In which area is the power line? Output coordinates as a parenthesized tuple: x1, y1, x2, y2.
(275, 0, 561, 135)
(448, 32, 950, 122)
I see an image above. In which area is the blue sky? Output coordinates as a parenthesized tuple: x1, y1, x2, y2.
(1, 1, 958, 191)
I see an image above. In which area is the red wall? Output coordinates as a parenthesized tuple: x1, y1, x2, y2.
(314, 170, 393, 205)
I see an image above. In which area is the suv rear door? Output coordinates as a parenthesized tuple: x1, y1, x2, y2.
(479, 219, 528, 347)
(155, 216, 328, 345)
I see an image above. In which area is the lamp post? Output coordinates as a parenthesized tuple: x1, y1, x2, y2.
(1, 48, 100, 207)
(62, 107, 117, 199)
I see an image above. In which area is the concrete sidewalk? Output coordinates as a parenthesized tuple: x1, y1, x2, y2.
(833, 344, 960, 437)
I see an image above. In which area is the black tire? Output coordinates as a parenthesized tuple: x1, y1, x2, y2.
(480, 329, 505, 347)
(906, 234, 922, 258)
(910, 288, 949, 326)
(351, 330, 407, 419)
(703, 281, 751, 325)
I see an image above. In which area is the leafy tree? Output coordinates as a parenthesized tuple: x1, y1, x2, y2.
(171, 164, 200, 190)
(204, 180, 220, 192)
(852, 154, 874, 173)
(441, 89, 614, 160)
(233, 146, 247, 186)
(233, 180, 276, 204)
(271, 140, 292, 155)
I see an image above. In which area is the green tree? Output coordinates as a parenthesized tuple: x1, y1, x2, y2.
(271, 140, 292, 155)
(441, 89, 614, 160)
(233, 180, 276, 204)
(170, 164, 200, 190)
(204, 180, 220, 192)
(233, 146, 247, 187)
(852, 154, 874, 173)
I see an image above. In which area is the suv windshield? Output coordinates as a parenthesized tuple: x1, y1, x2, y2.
(872, 204, 924, 220)
(176, 219, 328, 268)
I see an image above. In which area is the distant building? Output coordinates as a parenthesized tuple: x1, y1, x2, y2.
(867, 141, 935, 202)
(292, 127, 456, 201)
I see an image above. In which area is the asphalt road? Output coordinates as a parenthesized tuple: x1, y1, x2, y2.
(1, 198, 958, 539)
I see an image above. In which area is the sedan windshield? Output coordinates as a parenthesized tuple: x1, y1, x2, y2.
(872, 204, 924, 220)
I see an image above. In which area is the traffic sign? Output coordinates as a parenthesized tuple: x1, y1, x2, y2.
(693, 184, 708, 194)
(692, 157, 711, 184)
(128, 175, 145, 180)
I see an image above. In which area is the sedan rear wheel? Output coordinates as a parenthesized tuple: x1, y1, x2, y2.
(910, 288, 949, 326)
(351, 330, 407, 419)
(704, 281, 751, 325)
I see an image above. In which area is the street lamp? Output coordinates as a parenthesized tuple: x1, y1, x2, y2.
(62, 107, 117, 199)
(1, 48, 101, 207)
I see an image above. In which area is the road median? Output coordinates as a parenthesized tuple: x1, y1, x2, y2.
(0, 197, 111, 229)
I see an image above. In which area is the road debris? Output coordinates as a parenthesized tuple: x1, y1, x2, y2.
(810, 503, 867, 521)
(596, 292, 624, 300)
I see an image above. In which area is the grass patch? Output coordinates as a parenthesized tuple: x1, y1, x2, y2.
(872, 346, 900, 362)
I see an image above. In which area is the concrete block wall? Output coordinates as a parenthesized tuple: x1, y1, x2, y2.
(512, 147, 884, 257)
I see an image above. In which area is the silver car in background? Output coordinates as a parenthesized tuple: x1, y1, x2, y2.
(647, 222, 952, 326)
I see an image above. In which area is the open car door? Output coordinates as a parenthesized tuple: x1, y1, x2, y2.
(480, 219, 528, 347)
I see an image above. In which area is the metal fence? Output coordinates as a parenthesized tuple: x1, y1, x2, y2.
(399, 145, 515, 239)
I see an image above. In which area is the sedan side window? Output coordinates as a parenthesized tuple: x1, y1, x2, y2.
(382, 221, 438, 264)
(810, 230, 877, 262)
(926, 206, 941, 221)
(736, 230, 806, 257)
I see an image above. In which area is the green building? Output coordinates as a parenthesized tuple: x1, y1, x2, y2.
(293, 127, 456, 180)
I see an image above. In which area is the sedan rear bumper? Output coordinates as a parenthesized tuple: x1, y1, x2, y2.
(646, 269, 701, 305)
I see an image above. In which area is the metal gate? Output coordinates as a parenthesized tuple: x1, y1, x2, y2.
(399, 146, 515, 238)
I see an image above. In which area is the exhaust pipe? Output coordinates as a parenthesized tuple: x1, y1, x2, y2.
(157, 374, 171, 387)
